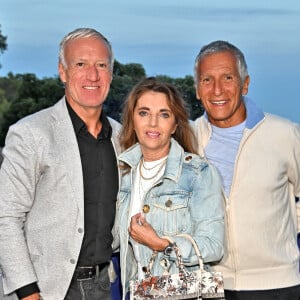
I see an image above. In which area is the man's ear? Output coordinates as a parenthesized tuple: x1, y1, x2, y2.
(58, 63, 66, 83)
(242, 75, 250, 95)
(195, 86, 201, 100)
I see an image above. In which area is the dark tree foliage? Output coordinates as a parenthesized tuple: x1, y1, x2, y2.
(0, 61, 204, 146)
(0, 74, 64, 145)
(104, 60, 146, 121)
(0, 72, 22, 101)
(0, 25, 8, 68)
(155, 75, 204, 120)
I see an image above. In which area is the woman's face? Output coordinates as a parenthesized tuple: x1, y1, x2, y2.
(133, 91, 177, 161)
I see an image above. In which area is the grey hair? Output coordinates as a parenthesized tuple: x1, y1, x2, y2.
(193, 40, 248, 86)
(59, 28, 114, 72)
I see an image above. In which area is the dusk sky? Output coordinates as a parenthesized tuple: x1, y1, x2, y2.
(1, 0, 299, 122)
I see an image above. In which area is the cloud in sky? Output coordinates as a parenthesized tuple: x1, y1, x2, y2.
(131, 5, 298, 20)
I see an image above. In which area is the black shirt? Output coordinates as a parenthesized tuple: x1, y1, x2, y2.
(67, 102, 119, 266)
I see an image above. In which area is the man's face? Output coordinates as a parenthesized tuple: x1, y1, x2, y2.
(59, 37, 112, 114)
(196, 51, 250, 128)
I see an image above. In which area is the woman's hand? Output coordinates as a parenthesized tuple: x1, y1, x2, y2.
(129, 213, 169, 251)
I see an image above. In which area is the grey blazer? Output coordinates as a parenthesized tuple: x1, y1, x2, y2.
(0, 97, 121, 300)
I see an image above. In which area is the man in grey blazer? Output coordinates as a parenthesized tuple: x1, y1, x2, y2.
(0, 28, 121, 300)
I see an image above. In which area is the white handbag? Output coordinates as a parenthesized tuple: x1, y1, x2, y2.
(130, 233, 225, 299)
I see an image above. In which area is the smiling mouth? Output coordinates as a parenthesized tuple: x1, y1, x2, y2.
(210, 100, 227, 105)
(83, 86, 99, 90)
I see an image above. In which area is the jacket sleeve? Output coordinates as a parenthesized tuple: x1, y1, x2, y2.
(112, 199, 120, 252)
(172, 161, 225, 265)
(0, 122, 39, 294)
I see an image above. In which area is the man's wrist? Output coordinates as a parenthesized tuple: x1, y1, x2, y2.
(16, 283, 40, 299)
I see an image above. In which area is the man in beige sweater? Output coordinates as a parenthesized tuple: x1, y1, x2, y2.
(191, 40, 300, 300)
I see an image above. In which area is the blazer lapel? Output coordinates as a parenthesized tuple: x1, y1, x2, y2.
(50, 98, 84, 217)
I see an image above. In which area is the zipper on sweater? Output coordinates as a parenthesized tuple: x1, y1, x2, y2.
(224, 194, 237, 287)
(227, 127, 258, 288)
(227, 138, 245, 288)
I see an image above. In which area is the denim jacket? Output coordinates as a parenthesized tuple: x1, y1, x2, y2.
(116, 138, 224, 296)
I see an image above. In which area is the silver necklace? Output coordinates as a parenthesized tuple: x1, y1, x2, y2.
(139, 158, 167, 180)
(141, 157, 167, 171)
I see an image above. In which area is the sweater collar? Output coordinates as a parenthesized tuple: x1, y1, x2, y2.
(243, 97, 265, 129)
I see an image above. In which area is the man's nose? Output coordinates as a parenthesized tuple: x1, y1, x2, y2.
(86, 65, 100, 81)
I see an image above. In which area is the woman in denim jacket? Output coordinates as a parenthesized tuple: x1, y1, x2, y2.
(116, 77, 224, 298)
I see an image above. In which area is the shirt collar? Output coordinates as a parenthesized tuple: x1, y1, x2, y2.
(66, 99, 112, 139)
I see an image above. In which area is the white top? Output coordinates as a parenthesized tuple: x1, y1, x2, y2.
(130, 156, 167, 279)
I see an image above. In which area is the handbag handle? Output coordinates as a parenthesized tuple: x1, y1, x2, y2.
(145, 233, 204, 278)
(163, 233, 204, 270)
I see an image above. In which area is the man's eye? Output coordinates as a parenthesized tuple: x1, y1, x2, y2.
(200, 77, 211, 85)
(97, 62, 109, 70)
(224, 75, 234, 81)
(76, 62, 85, 67)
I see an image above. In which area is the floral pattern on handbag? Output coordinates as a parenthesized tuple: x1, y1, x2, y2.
(130, 233, 225, 299)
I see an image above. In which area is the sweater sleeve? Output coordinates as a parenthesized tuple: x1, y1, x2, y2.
(297, 199, 300, 234)
(291, 123, 300, 232)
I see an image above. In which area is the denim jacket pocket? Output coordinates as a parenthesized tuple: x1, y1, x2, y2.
(150, 191, 191, 235)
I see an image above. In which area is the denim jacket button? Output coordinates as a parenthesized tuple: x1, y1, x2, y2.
(185, 155, 192, 161)
(142, 266, 148, 273)
(142, 204, 150, 213)
(165, 199, 172, 207)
